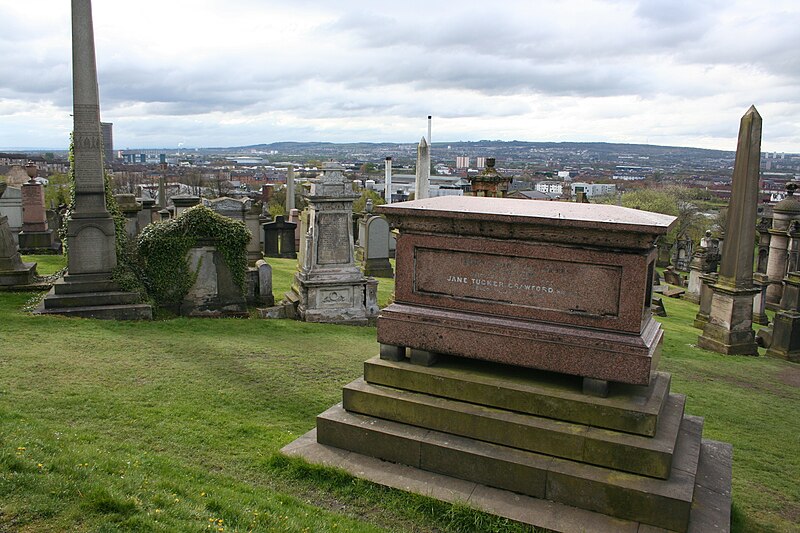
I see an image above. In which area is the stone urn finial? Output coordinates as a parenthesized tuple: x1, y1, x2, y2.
(25, 161, 38, 183)
(365, 198, 373, 214)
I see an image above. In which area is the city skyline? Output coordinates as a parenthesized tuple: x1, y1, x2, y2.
(1, 0, 799, 152)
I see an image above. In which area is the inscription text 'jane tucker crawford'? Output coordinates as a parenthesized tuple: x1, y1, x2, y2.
(414, 248, 622, 317)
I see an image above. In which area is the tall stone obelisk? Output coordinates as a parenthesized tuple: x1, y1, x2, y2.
(414, 137, 430, 200)
(68, 0, 116, 276)
(36, 0, 151, 320)
(698, 106, 762, 355)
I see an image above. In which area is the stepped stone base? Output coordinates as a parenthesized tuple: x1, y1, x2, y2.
(285, 356, 731, 532)
(35, 272, 152, 320)
(283, 430, 731, 533)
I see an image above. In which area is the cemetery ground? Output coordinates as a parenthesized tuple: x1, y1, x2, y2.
(0, 256, 796, 532)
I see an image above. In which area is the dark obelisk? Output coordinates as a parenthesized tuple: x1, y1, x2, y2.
(698, 106, 762, 355)
(36, 0, 151, 319)
(68, 0, 117, 275)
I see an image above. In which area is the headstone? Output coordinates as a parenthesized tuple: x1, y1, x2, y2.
(18, 169, 59, 253)
(36, 0, 151, 320)
(244, 205, 263, 266)
(651, 297, 667, 317)
(180, 244, 247, 317)
(0, 186, 23, 245)
(255, 259, 274, 306)
(262, 215, 297, 258)
(414, 137, 430, 200)
(285, 196, 732, 533)
(663, 267, 684, 287)
(139, 197, 157, 226)
(694, 272, 717, 329)
(284, 162, 378, 325)
(114, 193, 141, 239)
(359, 215, 393, 278)
(0, 183, 38, 286)
(698, 107, 762, 355)
(207, 196, 249, 222)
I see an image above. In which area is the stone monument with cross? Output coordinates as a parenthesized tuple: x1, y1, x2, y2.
(36, 0, 150, 319)
(285, 162, 377, 325)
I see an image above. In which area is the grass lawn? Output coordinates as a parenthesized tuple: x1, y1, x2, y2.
(0, 256, 797, 532)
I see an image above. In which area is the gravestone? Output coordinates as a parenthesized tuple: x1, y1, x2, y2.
(284, 196, 732, 532)
(255, 259, 274, 306)
(244, 203, 263, 266)
(262, 215, 297, 258)
(284, 162, 378, 325)
(172, 195, 200, 217)
(208, 196, 249, 222)
(0, 186, 23, 245)
(115, 193, 141, 239)
(698, 107, 761, 355)
(37, 0, 151, 320)
(0, 182, 38, 286)
(663, 266, 685, 287)
(359, 215, 393, 278)
(180, 242, 247, 317)
(18, 170, 59, 253)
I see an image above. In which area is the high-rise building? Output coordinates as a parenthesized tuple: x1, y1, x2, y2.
(456, 155, 469, 169)
(100, 122, 113, 165)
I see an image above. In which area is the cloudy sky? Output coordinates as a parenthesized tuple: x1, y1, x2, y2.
(1, 0, 799, 152)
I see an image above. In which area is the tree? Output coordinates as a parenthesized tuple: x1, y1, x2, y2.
(353, 189, 385, 214)
(609, 186, 707, 244)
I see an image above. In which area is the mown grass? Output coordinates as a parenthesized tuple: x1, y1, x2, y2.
(1, 256, 796, 532)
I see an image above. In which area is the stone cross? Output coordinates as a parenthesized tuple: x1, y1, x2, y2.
(414, 137, 430, 200)
(698, 106, 762, 355)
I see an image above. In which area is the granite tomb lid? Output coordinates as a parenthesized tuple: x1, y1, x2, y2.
(377, 196, 676, 235)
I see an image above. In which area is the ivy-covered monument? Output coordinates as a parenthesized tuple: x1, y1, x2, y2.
(37, 0, 151, 320)
(138, 205, 250, 317)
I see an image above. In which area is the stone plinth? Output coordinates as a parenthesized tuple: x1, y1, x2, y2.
(376, 196, 675, 385)
(18, 180, 58, 253)
(694, 273, 718, 329)
(285, 196, 732, 533)
(285, 162, 377, 325)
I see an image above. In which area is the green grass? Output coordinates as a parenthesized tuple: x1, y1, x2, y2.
(23, 254, 66, 277)
(1, 260, 797, 532)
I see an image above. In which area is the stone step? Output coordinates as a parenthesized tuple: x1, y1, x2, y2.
(363, 356, 670, 436)
(316, 404, 703, 532)
(342, 377, 684, 479)
(43, 290, 140, 309)
(53, 277, 119, 295)
(36, 302, 152, 320)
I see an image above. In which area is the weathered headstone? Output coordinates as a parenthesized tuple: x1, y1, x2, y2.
(0, 182, 38, 286)
(255, 259, 274, 307)
(37, 0, 151, 320)
(359, 215, 393, 278)
(285, 162, 378, 325)
(115, 193, 141, 239)
(0, 186, 23, 245)
(285, 197, 732, 532)
(207, 196, 249, 222)
(244, 203, 263, 266)
(698, 107, 762, 355)
(180, 243, 247, 317)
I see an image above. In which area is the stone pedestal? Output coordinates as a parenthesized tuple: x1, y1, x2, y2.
(684, 248, 707, 304)
(18, 179, 59, 253)
(764, 271, 800, 362)
(697, 284, 760, 355)
(286, 162, 377, 325)
(284, 197, 732, 533)
(752, 272, 770, 326)
(694, 273, 717, 329)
